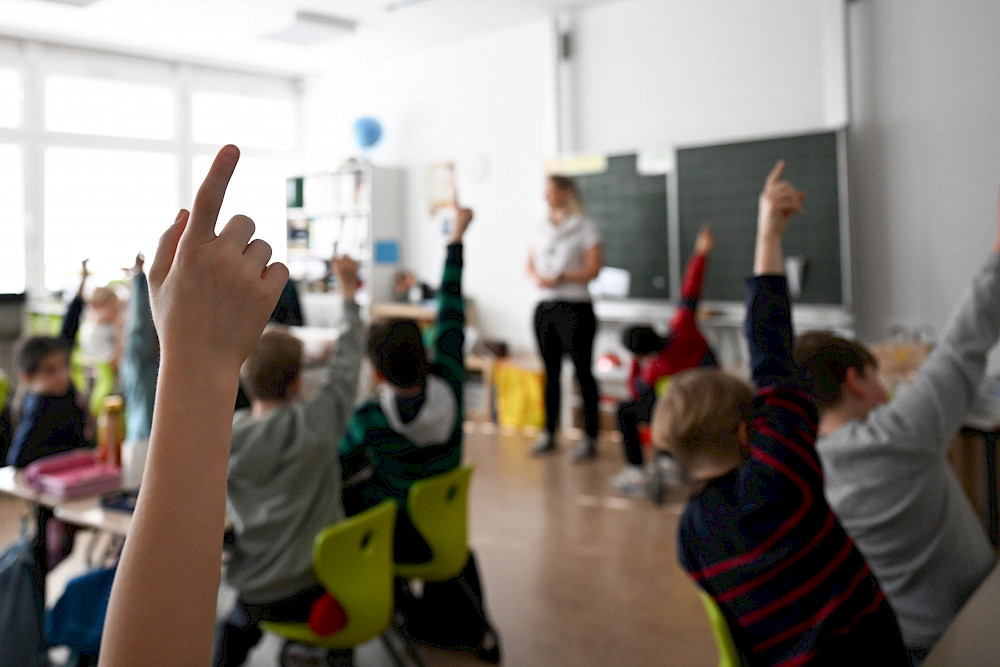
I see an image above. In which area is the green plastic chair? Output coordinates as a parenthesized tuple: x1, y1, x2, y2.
(653, 375, 673, 398)
(260, 501, 405, 657)
(395, 465, 473, 582)
(700, 591, 748, 667)
(0, 370, 8, 410)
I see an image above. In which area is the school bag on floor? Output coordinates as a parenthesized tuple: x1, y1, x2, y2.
(0, 534, 47, 667)
(46, 566, 117, 658)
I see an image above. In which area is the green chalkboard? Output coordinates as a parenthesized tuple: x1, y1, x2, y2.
(676, 131, 844, 305)
(574, 154, 671, 300)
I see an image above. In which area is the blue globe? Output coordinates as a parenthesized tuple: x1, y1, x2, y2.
(353, 117, 383, 149)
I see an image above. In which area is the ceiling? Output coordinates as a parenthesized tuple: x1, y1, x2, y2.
(0, 0, 615, 76)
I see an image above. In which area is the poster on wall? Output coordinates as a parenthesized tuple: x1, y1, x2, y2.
(426, 161, 457, 214)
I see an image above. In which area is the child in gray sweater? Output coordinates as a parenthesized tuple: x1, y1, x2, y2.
(213, 253, 364, 667)
(794, 192, 1000, 660)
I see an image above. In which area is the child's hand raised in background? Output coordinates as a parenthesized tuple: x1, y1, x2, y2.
(331, 247, 361, 301)
(694, 225, 714, 256)
(757, 160, 806, 239)
(450, 206, 474, 244)
(147, 144, 288, 377)
(755, 160, 806, 276)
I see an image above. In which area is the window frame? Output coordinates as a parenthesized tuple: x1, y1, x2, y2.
(0, 38, 302, 298)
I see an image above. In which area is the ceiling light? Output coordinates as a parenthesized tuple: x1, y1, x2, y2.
(265, 11, 356, 46)
(25, 0, 102, 6)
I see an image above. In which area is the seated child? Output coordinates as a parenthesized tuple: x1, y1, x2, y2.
(340, 207, 473, 563)
(653, 162, 908, 665)
(2, 260, 93, 468)
(1, 261, 93, 570)
(213, 253, 364, 667)
(792, 193, 1000, 659)
(610, 225, 717, 496)
(79, 284, 123, 371)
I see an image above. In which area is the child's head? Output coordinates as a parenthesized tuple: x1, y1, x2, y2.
(393, 270, 417, 296)
(240, 329, 303, 403)
(367, 318, 428, 389)
(652, 367, 754, 483)
(622, 325, 667, 357)
(16, 336, 72, 396)
(793, 332, 888, 415)
(90, 286, 121, 322)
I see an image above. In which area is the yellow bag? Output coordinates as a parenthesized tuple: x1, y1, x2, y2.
(492, 361, 546, 428)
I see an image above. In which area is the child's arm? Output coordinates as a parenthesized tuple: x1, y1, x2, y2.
(101, 145, 287, 666)
(59, 259, 88, 344)
(432, 206, 473, 400)
(299, 252, 365, 448)
(871, 189, 1000, 450)
(124, 255, 157, 365)
(746, 161, 806, 388)
(642, 226, 713, 384)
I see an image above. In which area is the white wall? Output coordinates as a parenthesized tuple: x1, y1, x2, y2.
(846, 0, 1000, 345)
(302, 19, 556, 354)
(573, 0, 845, 154)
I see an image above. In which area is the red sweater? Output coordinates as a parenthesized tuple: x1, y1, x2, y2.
(628, 253, 712, 398)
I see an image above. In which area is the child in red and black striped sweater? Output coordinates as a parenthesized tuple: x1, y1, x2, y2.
(653, 162, 907, 666)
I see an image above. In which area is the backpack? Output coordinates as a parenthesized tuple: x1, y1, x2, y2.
(0, 535, 47, 667)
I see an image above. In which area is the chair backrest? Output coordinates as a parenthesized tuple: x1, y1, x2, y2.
(699, 591, 747, 667)
(312, 501, 397, 648)
(400, 465, 473, 581)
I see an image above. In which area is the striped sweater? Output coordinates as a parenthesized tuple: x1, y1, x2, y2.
(677, 276, 907, 666)
(339, 242, 464, 511)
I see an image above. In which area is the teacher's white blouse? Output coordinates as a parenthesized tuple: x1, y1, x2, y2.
(530, 213, 601, 303)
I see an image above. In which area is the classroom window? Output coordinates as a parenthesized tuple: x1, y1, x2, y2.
(191, 92, 296, 151)
(44, 74, 175, 140)
(44, 148, 176, 292)
(0, 69, 21, 128)
(191, 154, 292, 263)
(0, 145, 25, 294)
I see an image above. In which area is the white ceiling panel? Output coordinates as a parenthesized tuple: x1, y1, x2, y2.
(0, 0, 616, 75)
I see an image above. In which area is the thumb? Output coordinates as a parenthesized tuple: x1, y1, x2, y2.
(148, 209, 189, 288)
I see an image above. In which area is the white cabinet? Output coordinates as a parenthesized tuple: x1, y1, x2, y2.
(286, 162, 403, 319)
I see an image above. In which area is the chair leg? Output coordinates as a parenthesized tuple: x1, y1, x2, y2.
(379, 630, 410, 667)
(388, 622, 426, 667)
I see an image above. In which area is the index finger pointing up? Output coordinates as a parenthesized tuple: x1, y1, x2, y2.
(183, 144, 240, 245)
(765, 159, 786, 188)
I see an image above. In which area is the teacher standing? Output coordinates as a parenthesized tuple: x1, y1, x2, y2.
(526, 175, 604, 461)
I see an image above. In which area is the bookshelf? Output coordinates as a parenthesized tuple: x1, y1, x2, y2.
(286, 162, 403, 324)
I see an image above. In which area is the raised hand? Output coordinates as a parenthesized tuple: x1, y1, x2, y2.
(450, 206, 474, 244)
(754, 160, 805, 276)
(147, 144, 288, 375)
(331, 248, 361, 299)
(757, 160, 806, 239)
(695, 225, 714, 256)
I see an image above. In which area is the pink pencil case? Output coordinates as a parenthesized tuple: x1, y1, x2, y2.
(25, 450, 122, 500)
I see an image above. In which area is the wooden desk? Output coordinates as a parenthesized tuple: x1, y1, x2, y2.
(0, 466, 132, 599)
(924, 559, 1000, 666)
(370, 302, 436, 324)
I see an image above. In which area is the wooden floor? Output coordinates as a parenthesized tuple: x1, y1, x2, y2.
(0, 424, 719, 666)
